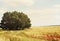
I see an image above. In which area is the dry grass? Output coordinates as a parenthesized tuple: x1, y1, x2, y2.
(0, 26, 60, 41)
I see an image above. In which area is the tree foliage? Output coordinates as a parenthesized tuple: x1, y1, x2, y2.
(1, 11, 31, 30)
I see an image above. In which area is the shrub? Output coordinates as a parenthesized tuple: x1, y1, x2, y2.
(1, 11, 31, 30)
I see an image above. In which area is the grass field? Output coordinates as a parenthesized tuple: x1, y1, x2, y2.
(0, 26, 60, 41)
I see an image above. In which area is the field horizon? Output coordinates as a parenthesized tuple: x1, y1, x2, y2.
(0, 25, 60, 41)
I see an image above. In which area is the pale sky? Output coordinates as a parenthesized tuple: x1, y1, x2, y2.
(0, 0, 60, 26)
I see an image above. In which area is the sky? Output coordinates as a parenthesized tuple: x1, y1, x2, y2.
(0, 0, 60, 26)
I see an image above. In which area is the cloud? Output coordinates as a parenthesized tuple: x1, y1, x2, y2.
(25, 8, 58, 15)
(1, 0, 34, 7)
(0, 8, 7, 14)
(53, 4, 60, 8)
(23, 7, 60, 26)
(0, 7, 7, 22)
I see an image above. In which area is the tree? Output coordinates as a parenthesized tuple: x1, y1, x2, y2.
(1, 11, 31, 30)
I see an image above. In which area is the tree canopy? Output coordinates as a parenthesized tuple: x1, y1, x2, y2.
(1, 11, 31, 30)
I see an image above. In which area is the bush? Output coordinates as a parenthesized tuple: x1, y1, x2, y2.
(1, 11, 31, 30)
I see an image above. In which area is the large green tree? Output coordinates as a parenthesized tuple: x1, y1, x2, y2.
(1, 11, 31, 30)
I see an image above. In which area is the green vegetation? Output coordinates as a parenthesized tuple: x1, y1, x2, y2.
(1, 11, 31, 30)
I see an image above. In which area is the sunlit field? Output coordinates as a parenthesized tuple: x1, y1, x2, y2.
(0, 26, 60, 41)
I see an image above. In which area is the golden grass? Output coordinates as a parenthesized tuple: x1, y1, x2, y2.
(0, 26, 60, 41)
